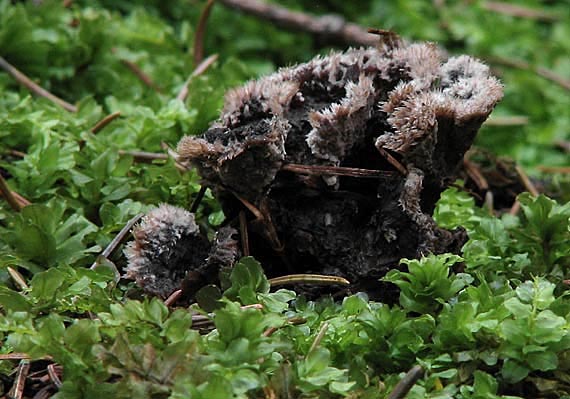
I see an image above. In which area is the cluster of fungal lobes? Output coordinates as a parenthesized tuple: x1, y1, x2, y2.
(177, 41, 503, 199)
(125, 39, 503, 298)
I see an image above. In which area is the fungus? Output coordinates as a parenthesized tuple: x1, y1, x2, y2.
(175, 38, 502, 295)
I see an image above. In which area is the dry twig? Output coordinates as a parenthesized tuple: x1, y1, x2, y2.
(515, 165, 539, 197)
(482, 1, 559, 22)
(7, 266, 29, 290)
(8, 359, 31, 399)
(91, 111, 122, 134)
(0, 353, 31, 361)
(217, 0, 378, 46)
(490, 55, 570, 92)
(0, 173, 23, 212)
(0, 56, 77, 112)
(387, 365, 424, 399)
(268, 274, 350, 287)
(46, 364, 63, 389)
(282, 163, 396, 179)
(194, 0, 215, 65)
(118, 150, 169, 163)
(177, 54, 219, 102)
(90, 213, 144, 270)
(308, 322, 329, 353)
(120, 58, 163, 93)
(190, 186, 208, 213)
(164, 289, 183, 306)
(537, 166, 570, 174)
(484, 115, 529, 126)
(239, 210, 250, 257)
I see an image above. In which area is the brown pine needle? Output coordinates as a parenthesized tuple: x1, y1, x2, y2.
(537, 166, 570, 174)
(8, 359, 30, 399)
(120, 59, 163, 93)
(484, 115, 529, 126)
(239, 210, 250, 257)
(7, 267, 29, 291)
(0, 173, 23, 211)
(308, 322, 329, 353)
(47, 364, 63, 389)
(194, 0, 216, 65)
(190, 186, 208, 213)
(217, 0, 378, 47)
(0, 56, 77, 112)
(90, 213, 144, 270)
(490, 55, 570, 92)
(0, 353, 31, 360)
(91, 111, 122, 134)
(483, 2, 559, 22)
(269, 274, 350, 287)
(164, 289, 183, 306)
(118, 150, 169, 163)
(11, 191, 31, 208)
(515, 165, 539, 197)
(387, 365, 424, 399)
(376, 147, 408, 175)
(463, 158, 489, 191)
(282, 163, 396, 179)
(177, 54, 219, 102)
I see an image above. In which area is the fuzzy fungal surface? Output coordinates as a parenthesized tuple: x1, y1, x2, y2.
(124, 204, 239, 298)
(136, 40, 503, 297)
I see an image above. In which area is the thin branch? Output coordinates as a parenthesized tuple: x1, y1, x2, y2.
(164, 289, 183, 306)
(489, 55, 570, 92)
(0, 56, 77, 112)
(0, 174, 23, 211)
(33, 385, 55, 399)
(90, 213, 144, 269)
(463, 158, 489, 191)
(7, 267, 29, 291)
(510, 164, 539, 215)
(268, 274, 350, 287)
(118, 150, 169, 163)
(91, 111, 121, 134)
(194, 0, 216, 65)
(239, 210, 250, 257)
(282, 163, 396, 179)
(12, 191, 31, 208)
(8, 359, 31, 399)
(263, 316, 306, 337)
(217, 0, 378, 47)
(0, 353, 31, 360)
(120, 59, 163, 93)
(6, 149, 26, 158)
(537, 166, 570, 174)
(509, 197, 521, 216)
(482, 2, 559, 22)
(47, 364, 62, 389)
(231, 191, 264, 220)
(190, 186, 208, 213)
(308, 322, 329, 353)
(387, 365, 424, 399)
(177, 54, 219, 102)
(161, 141, 189, 171)
(484, 115, 529, 126)
(376, 147, 408, 175)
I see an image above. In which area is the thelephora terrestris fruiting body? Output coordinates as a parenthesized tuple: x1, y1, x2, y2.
(128, 37, 503, 298)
